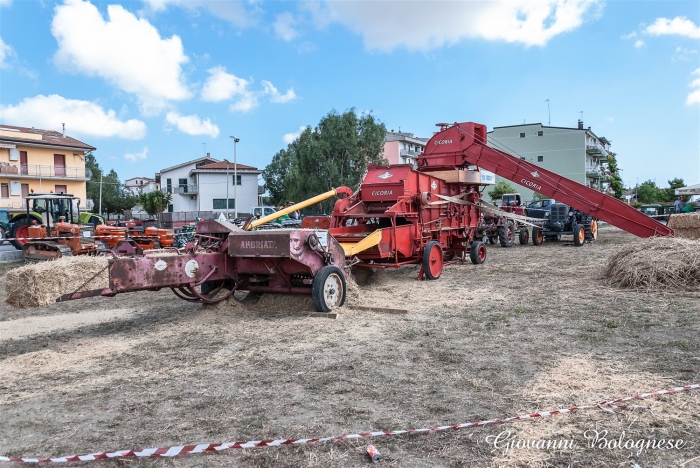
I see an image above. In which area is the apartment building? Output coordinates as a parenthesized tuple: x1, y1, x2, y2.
(125, 177, 156, 196)
(0, 124, 93, 210)
(487, 121, 611, 201)
(383, 131, 429, 165)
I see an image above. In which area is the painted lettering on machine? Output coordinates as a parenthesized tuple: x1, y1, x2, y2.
(371, 190, 393, 196)
(240, 240, 277, 249)
(434, 139, 453, 145)
(520, 178, 543, 192)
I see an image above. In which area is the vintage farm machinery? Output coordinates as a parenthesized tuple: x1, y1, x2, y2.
(56, 121, 672, 313)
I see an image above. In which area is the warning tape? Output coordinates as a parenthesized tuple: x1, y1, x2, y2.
(1, 382, 697, 463)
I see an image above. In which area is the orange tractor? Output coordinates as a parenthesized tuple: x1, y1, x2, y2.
(95, 225, 174, 250)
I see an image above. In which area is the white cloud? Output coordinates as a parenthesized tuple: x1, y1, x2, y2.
(274, 12, 299, 41)
(0, 36, 14, 69)
(262, 80, 296, 103)
(687, 68, 700, 106)
(634, 39, 645, 49)
(0, 0, 11, 7)
(52, 0, 191, 114)
(0, 94, 146, 139)
(283, 126, 306, 144)
(673, 47, 698, 62)
(229, 93, 259, 113)
(620, 31, 637, 40)
(141, 0, 262, 28)
(606, 117, 614, 123)
(307, 0, 601, 51)
(165, 111, 219, 137)
(124, 147, 148, 162)
(201, 66, 250, 102)
(644, 17, 700, 39)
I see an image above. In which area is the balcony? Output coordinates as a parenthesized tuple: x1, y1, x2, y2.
(586, 167, 604, 178)
(172, 185, 198, 195)
(0, 198, 26, 209)
(0, 164, 90, 180)
(586, 145, 608, 159)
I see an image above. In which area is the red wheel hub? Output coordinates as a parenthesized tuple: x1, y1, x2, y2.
(478, 244, 487, 262)
(428, 244, 443, 277)
(15, 225, 29, 245)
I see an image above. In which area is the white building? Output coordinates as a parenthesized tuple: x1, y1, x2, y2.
(156, 156, 262, 216)
(124, 177, 156, 196)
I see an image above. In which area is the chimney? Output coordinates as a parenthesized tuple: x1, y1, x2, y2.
(577, 120, 583, 130)
(62, 123, 66, 138)
(207, 152, 210, 157)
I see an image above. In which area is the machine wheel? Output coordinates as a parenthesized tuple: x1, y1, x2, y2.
(312, 265, 346, 312)
(422, 241, 444, 280)
(573, 224, 586, 247)
(488, 236, 496, 245)
(532, 226, 544, 246)
(10, 218, 31, 250)
(498, 221, 515, 248)
(469, 240, 487, 265)
(519, 227, 529, 245)
(583, 216, 598, 241)
(0, 226, 5, 246)
(94, 240, 110, 255)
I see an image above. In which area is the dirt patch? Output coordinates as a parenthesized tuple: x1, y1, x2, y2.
(0, 227, 698, 467)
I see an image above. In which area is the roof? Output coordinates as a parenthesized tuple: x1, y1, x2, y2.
(487, 122, 609, 146)
(192, 161, 259, 171)
(0, 124, 95, 151)
(158, 156, 219, 174)
(385, 131, 428, 145)
(125, 176, 155, 182)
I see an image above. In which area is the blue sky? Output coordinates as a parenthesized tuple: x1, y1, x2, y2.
(0, 0, 698, 189)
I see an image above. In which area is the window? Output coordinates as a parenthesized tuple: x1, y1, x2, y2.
(537, 155, 544, 162)
(233, 174, 242, 185)
(178, 178, 188, 193)
(213, 199, 235, 209)
(166, 178, 172, 193)
(537, 131, 544, 136)
(519, 132, 525, 138)
(1, 183, 8, 198)
(167, 204, 173, 213)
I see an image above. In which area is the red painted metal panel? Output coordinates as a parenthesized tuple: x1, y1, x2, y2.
(417, 122, 673, 238)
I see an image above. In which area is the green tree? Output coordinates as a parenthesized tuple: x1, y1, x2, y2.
(664, 178, 685, 202)
(487, 180, 516, 202)
(636, 180, 662, 204)
(85, 153, 138, 218)
(139, 191, 172, 218)
(532, 192, 547, 201)
(605, 152, 624, 198)
(262, 109, 388, 213)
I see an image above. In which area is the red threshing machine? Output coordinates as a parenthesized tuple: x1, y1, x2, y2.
(56, 121, 671, 313)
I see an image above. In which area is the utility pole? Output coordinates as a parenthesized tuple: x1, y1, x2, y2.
(545, 99, 550, 126)
(99, 172, 103, 216)
(230, 136, 240, 219)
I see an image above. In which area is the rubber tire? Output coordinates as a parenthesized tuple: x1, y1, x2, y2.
(0, 226, 5, 246)
(532, 226, 544, 246)
(498, 221, 515, 248)
(422, 241, 443, 280)
(469, 240, 487, 265)
(312, 265, 346, 313)
(573, 224, 586, 247)
(488, 236, 496, 245)
(519, 227, 529, 245)
(10, 218, 30, 250)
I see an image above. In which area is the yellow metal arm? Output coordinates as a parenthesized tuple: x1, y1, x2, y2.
(245, 186, 352, 230)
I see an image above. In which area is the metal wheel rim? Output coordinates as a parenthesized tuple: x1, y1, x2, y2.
(428, 244, 443, 277)
(506, 226, 514, 243)
(478, 244, 486, 261)
(15, 225, 29, 245)
(578, 228, 585, 243)
(536, 231, 543, 243)
(591, 220, 598, 239)
(323, 273, 343, 308)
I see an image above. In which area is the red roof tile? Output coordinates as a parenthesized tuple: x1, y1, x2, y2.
(195, 161, 258, 171)
(0, 124, 96, 150)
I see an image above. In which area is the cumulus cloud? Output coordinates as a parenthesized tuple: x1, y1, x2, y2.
(688, 68, 700, 106)
(141, 0, 262, 28)
(52, 0, 191, 114)
(0, 36, 14, 69)
(305, 0, 601, 51)
(274, 12, 299, 41)
(673, 47, 698, 62)
(0, 0, 11, 7)
(644, 16, 700, 39)
(634, 40, 645, 49)
(262, 80, 296, 103)
(0, 94, 146, 139)
(283, 126, 306, 144)
(165, 111, 219, 137)
(124, 147, 148, 162)
(229, 93, 259, 113)
(201, 66, 250, 102)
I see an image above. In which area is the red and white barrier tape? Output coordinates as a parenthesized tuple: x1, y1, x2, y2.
(1, 383, 697, 463)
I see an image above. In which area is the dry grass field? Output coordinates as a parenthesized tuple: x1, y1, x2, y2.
(1, 226, 698, 467)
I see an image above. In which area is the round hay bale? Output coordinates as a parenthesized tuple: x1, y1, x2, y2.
(5, 256, 110, 308)
(604, 236, 700, 290)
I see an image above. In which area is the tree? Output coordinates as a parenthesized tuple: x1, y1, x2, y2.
(262, 109, 388, 213)
(604, 152, 624, 198)
(636, 180, 662, 204)
(665, 178, 685, 202)
(487, 180, 516, 202)
(532, 192, 547, 201)
(85, 153, 138, 218)
(139, 191, 172, 218)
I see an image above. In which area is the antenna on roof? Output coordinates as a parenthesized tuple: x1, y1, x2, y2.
(545, 99, 550, 126)
(62, 123, 65, 138)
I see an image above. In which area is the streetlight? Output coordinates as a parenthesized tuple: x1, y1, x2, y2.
(229, 136, 240, 219)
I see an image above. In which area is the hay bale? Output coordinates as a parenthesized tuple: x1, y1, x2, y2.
(668, 212, 700, 229)
(604, 236, 700, 290)
(5, 256, 109, 308)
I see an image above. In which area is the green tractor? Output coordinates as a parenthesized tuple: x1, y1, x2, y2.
(9, 193, 104, 250)
(0, 209, 11, 245)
